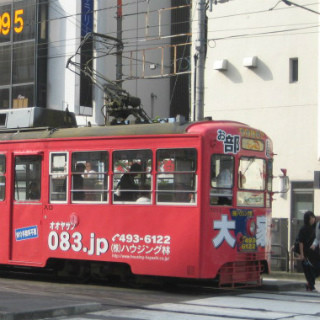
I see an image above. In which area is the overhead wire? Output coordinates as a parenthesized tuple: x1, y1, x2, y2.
(0, 1, 190, 64)
(0, 1, 315, 56)
(206, 24, 320, 43)
(213, 103, 316, 112)
(2, 0, 318, 47)
(0, 1, 319, 80)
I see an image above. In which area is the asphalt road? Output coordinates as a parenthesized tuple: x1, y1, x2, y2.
(0, 271, 316, 320)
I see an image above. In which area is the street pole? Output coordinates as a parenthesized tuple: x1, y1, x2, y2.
(194, 0, 206, 121)
(116, 0, 123, 87)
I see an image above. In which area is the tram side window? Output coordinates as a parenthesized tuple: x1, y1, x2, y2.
(15, 155, 41, 201)
(50, 153, 68, 202)
(156, 148, 197, 204)
(71, 151, 108, 202)
(0, 155, 5, 201)
(113, 149, 152, 203)
(210, 155, 234, 206)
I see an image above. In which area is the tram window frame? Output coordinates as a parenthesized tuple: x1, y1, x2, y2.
(266, 159, 273, 208)
(49, 152, 68, 203)
(0, 154, 5, 201)
(113, 149, 152, 204)
(15, 155, 41, 201)
(210, 154, 234, 206)
(156, 148, 197, 205)
(71, 151, 109, 203)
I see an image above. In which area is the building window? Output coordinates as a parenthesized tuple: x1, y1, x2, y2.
(0, 0, 47, 110)
(289, 58, 298, 83)
(13, 42, 35, 84)
(0, 45, 11, 86)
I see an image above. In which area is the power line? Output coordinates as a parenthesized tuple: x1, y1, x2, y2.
(0, 1, 191, 55)
(2, 0, 318, 49)
(208, 1, 319, 19)
(0, 2, 318, 64)
(271, 0, 320, 15)
(207, 23, 319, 43)
(213, 102, 316, 112)
(3, 1, 320, 85)
(3, 1, 316, 57)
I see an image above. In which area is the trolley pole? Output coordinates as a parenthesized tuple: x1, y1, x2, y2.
(194, 0, 206, 121)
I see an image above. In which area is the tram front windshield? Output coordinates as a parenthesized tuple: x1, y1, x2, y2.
(210, 155, 267, 207)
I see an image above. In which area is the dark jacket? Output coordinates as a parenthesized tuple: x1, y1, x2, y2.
(117, 174, 138, 201)
(298, 224, 317, 263)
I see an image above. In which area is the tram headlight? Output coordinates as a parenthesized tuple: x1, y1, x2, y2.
(247, 219, 256, 237)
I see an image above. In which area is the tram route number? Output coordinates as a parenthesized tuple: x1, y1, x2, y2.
(48, 231, 109, 256)
(112, 234, 171, 245)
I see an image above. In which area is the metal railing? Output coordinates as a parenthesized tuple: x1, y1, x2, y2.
(271, 244, 289, 272)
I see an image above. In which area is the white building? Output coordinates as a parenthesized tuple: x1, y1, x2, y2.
(193, 0, 320, 257)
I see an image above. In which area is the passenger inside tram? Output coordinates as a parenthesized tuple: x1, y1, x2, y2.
(82, 161, 97, 178)
(211, 155, 234, 206)
(116, 163, 142, 201)
(27, 181, 40, 200)
(136, 185, 151, 203)
(73, 163, 85, 201)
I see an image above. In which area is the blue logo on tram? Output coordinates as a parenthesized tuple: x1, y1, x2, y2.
(15, 226, 39, 241)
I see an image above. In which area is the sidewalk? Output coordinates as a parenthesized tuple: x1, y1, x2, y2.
(263, 270, 306, 282)
(0, 272, 308, 320)
(262, 271, 307, 291)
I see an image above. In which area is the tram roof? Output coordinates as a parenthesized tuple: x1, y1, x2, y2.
(0, 120, 254, 142)
(0, 107, 257, 142)
(0, 121, 193, 141)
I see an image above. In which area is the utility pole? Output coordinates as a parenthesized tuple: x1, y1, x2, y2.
(194, 0, 206, 121)
(116, 0, 123, 87)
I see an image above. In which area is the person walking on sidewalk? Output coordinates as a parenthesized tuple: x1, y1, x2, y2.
(298, 211, 320, 291)
(311, 217, 320, 250)
(310, 217, 320, 279)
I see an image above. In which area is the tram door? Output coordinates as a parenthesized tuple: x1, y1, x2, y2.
(10, 154, 43, 264)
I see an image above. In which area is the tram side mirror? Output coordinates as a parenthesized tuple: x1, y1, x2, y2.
(273, 169, 290, 194)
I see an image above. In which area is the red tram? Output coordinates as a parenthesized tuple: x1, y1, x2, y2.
(0, 108, 275, 286)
